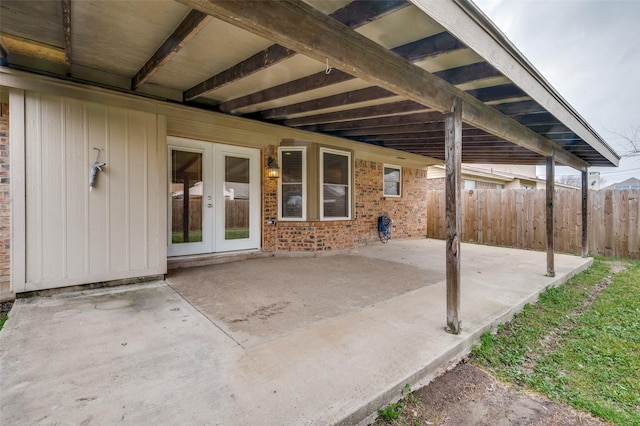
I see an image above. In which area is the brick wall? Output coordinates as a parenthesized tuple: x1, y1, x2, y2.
(262, 145, 278, 252)
(0, 103, 9, 286)
(275, 221, 357, 253)
(355, 160, 428, 244)
(262, 157, 428, 254)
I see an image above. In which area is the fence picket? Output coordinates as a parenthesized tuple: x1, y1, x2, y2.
(425, 189, 640, 259)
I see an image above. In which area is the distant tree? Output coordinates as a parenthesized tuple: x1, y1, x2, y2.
(555, 175, 582, 187)
(614, 126, 640, 157)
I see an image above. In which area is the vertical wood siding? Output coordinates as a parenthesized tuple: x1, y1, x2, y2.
(426, 189, 640, 259)
(24, 92, 166, 290)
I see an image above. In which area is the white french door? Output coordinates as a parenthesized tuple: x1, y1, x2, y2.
(168, 137, 260, 256)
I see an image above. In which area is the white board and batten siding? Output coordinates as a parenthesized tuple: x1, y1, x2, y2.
(16, 91, 166, 292)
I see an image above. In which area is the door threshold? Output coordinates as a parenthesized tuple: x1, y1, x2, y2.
(167, 249, 270, 270)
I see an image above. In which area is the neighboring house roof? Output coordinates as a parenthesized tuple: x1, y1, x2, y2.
(0, 0, 619, 168)
(603, 177, 640, 190)
(428, 164, 579, 189)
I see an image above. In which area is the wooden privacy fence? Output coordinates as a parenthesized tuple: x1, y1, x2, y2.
(426, 189, 640, 259)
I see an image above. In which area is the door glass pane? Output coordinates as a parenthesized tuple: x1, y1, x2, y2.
(281, 149, 303, 218)
(171, 150, 203, 244)
(224, 156, 250, 240)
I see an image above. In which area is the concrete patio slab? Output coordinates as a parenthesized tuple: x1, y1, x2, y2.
(0, 240, 592, 425)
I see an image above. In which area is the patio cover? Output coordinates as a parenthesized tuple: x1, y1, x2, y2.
(0, 0, 620, 169)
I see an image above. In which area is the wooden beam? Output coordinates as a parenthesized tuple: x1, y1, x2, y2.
(352, 128, 493, 141)
(178, 0, 588, 170)
(435, 61, 501, 85)
(132, 10, 211, 90)
(466, 84, 527, 103)
(281, 63, 500, 126)
(0, 44, 7, 66)
(333, 122, 446, 136)
(513, 112, 561, 126)
(493, 100, 546, 116)
(218, 30, 467, 113)
(0, 32, 65, 64)
(218, 70, 354, 113)
(259, 86, 395, 120)
(259, 56, 491, 120)
(185, 44, 296, 101)
(546, 155, 555, 277)
(62, 0, 72, 76)
(445, 97, 462, 334)
(184, 0, 409, 101)
(582, 169, 589, 257)
(301, 111, 445, 132)
(283, 100, 427, 126)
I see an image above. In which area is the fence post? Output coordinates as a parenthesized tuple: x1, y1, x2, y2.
(582, 169, 589, 257)
(546, 156, 555, 277)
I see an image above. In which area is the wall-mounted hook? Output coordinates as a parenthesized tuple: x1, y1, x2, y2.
(325, 58, 332, 75)
(89, 147, 106, 191)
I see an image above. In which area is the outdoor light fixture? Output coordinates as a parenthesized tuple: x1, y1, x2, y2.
(267, 156, 280, 179)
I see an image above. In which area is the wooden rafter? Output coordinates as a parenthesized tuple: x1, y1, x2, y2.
(0, 44, 7, 66)
(259, 74, 516, 121)
(512, 113, 561, 126)
(300, 111, 445, 132)
(218, 70, 354, 113)
(332, 123, 449, 136)
(356, 132, 496, 143)
(466, 84, 528, 103)
(184, 0, 409, 101)
(217, 31, 467, 113)
(177, 0, 587, 169)
(493, 100, 546, 116)
(62, 0, 71, 76)
(258, 87, 396, 120)
(527, 124, 573, 134)
(184, 44, 296, 101)
(283, 100, 428, 127)
(281, 62, 502, 126)
(132, 10, 212, 90)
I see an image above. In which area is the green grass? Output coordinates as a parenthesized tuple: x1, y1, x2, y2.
(225, 227, 249, 240)
(171, 228, 249, 243)
(471, 258, 640, 425)
(0, 301, 11, 332)
(172, 230, 203, 244)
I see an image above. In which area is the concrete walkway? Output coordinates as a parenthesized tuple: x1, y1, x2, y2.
(0, 240, 591, 425)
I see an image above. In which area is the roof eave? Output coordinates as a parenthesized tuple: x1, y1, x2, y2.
(411, 0, 620, 168)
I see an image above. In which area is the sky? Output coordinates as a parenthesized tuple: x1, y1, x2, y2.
(472, 0, 640, 185)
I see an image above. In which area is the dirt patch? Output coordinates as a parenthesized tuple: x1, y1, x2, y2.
(1, 300, 13, 317)
(375, 362, 605, 426)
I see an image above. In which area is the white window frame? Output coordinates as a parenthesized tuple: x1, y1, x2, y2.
(278, 146, 307, 221)
(383, 164, 402, 197)
(320, 147, 352, 221)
